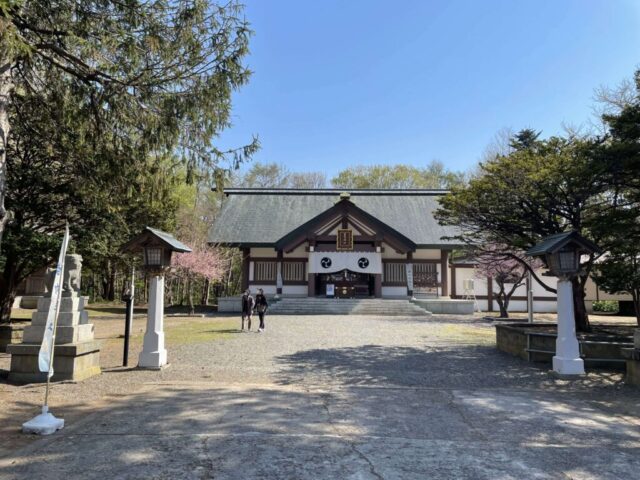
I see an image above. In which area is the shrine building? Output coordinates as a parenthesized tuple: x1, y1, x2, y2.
(208, 188, 462, 299)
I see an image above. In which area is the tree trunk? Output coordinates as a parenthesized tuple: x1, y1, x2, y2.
(187, 275, 194, 315)
(572, 277, 590, 332)
(632, 290, 640, 327)
(0, 61, 13, 249)
(167, 277, 174, 306)
(202, 278, 210, 305)
(181, 277, 188, 306)
(0, 257, 20, 323)
(101, 261, 117, 301)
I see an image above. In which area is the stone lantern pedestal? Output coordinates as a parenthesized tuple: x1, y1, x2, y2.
(622, 330, 640, 386)
(138, 275, 167, 369)
(7, 255, 101, 383)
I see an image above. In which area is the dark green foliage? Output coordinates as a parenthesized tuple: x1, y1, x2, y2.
(0, 1, 259, 320)
(592, 301, 619, 313)
(590, 71, 640, 324)
(436, 133, 610, 331)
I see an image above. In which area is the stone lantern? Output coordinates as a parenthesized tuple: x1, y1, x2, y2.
(122, 227, 191, 369)
(526, 231, 601, 376)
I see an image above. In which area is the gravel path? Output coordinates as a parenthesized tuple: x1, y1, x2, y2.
(1, 313, 640, 479)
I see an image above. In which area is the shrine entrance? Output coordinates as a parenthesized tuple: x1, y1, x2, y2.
(316, 269, 374, 298)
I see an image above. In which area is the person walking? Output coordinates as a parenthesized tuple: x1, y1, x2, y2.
(241, 290, 254, 331)
(254, 288, 268, 333)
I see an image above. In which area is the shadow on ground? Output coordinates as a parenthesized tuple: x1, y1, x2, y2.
(2, 379, 640, 479)
(273, 343, 627, 391)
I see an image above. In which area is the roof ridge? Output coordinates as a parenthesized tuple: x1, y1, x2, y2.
(221, 188, 450, 196)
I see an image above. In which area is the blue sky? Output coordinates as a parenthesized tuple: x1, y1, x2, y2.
(217, 0, 640, 178)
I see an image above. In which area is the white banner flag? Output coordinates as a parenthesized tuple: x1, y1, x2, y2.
(39, 225, 70, 376)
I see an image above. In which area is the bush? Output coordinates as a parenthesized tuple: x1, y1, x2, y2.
(593, 300, 619, 313)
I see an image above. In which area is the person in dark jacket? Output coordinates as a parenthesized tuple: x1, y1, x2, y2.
(241, 290, 254, 331)
(254, 288, 268, 332)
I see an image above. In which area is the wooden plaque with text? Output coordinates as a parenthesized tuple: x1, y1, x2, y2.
(336, 229, 353, 251)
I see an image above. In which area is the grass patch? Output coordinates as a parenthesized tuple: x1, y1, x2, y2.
(432, 324, 495, 344)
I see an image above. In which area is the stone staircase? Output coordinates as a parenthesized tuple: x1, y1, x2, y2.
(267, 297, 431, 316)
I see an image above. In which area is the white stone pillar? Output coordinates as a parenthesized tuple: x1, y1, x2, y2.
(552, 279, 584, 376)
(138, 275, 167, 369)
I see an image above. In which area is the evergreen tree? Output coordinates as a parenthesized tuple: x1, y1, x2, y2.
(0, 0, 258, 250)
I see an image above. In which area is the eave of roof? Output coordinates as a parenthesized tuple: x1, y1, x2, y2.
(122, 227, 192, 253)
(526, 231, 602, 257)
(222, 188, 450, 196)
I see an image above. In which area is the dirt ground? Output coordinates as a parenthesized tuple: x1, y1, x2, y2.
(0, 306, 638, 478)
(1, 308, 639, 479)
(0, 306, 237, 455)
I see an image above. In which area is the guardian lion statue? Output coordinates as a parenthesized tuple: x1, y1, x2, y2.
(45, 254, 83, 297)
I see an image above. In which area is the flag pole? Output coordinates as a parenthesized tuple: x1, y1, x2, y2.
(23, 223, 69, 435)
(43, 224, 68, 410)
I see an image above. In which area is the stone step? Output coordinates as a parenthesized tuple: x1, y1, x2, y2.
(267, 298, 431, 316)
(31, 310, 90, 327)
(36, 295, 87, 312)
(22, 323, 96, 344)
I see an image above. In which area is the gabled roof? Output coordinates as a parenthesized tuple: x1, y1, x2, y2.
(274, 196, 416, 252)
(208, 188, 463, 248)
(122, 227, 192, 253)
(526, 231, 601, 257)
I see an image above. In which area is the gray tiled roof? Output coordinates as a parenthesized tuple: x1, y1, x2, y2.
(145, 227, 192, 252)
(208, 189, 462, 248)
(526, 231, 601, 256)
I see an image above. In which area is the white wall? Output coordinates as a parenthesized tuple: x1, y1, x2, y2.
(381, 243, 405, 259)
(413, 249, 441, 260)
(283, 285, 308, 296)
(248, 284, 277, 295)
(382, 286, 408, 298)
(251, 247, 276, 257)
(284, 244, 308, 257)
(453, 266, 558, 313)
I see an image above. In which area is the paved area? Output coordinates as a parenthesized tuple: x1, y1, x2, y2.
(1, 314, 640, 479)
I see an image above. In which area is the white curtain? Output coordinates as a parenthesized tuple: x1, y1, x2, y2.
(309, 251, 382, 274)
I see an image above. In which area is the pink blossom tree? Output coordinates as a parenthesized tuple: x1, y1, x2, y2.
(172, 241, 227, 314)
(474, 246, 543, 318)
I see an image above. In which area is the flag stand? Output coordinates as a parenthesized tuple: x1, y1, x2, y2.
(22, 324, 64, 435)
(22, 224, 69, 436)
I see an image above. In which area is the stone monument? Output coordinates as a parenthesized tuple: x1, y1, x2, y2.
(8, 254, 101, 383)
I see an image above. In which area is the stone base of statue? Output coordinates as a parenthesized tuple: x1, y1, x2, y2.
(7, 255, 101, 383)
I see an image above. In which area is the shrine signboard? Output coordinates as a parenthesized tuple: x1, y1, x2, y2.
(336, 229, 353, 251)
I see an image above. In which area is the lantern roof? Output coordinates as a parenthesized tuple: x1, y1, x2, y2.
(526, 231, 601, 257)
(121, 227, 192, 253)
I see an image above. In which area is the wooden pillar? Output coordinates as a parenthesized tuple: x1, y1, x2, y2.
(276, 250, 283, 295)
(450, 264, 457, 298)
(487, 277, 494, 312)
(374, 274, 382, 298)
(440, 250, 449, 297)
(241, 247, 250, 292)
(307, 273, 316, 297)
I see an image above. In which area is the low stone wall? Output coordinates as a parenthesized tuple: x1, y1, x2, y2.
(412, 299, 475, 315)
(12, 296, 42, 309)
(217, 296, 242, 313)
(0, 322, 28, 352)
(495, 323, 530, 360)
(495, 323, 632, 369)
